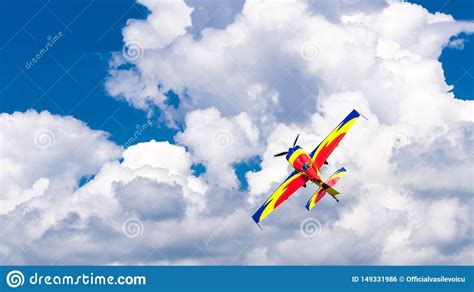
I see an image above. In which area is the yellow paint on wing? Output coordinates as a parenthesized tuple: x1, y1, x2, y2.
(258, 172, 304, 221)
(311, 117, 359, 164)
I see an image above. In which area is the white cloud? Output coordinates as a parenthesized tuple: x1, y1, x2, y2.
(176, 107, 260, 189)
(0, 135, 209, 264)
(2, 0, 473, 265)
(123, 0, 193, 50)
(0, 178, 49, 216)
(446, 37, 465, 50)
(0, 110, 121, 215)
(122, 140, 192, 175)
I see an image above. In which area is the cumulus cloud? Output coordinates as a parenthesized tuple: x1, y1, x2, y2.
(2, 0, 473, 265)
(122, 140, 193, 174)
(124, 0, 193, 50)
(116, 178, 186, 220)
(176, 107, 260, 188)
(107, 0, 473, 124)
(0, 110, 120, 215)
(0, 128, 208, 264)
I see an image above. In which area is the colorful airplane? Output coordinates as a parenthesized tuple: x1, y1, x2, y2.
(252, 109, 365, 226)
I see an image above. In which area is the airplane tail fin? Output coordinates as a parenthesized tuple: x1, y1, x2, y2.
(306, 167, 346, 210)
(322, 183, 340, 196)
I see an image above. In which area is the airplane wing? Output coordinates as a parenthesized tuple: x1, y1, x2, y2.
(310, 110, 362, 169)
(252, 171, 308, 224)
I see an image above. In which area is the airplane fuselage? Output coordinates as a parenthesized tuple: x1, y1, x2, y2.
(285, 146, 322, 182)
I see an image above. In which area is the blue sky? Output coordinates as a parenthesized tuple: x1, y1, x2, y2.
(0, 0, 174, 147)
(0, 0, 473, 265)
(413, 0, 474, 100)
(1, 0, 472, 148)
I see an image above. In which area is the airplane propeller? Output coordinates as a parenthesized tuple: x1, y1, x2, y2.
(293, 134, 300, 147)
(273, 134, 300, 157)
(273, 151, 288, 157)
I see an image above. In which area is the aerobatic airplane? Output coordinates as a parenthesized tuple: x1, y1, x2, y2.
(252, 109, 365, 226)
